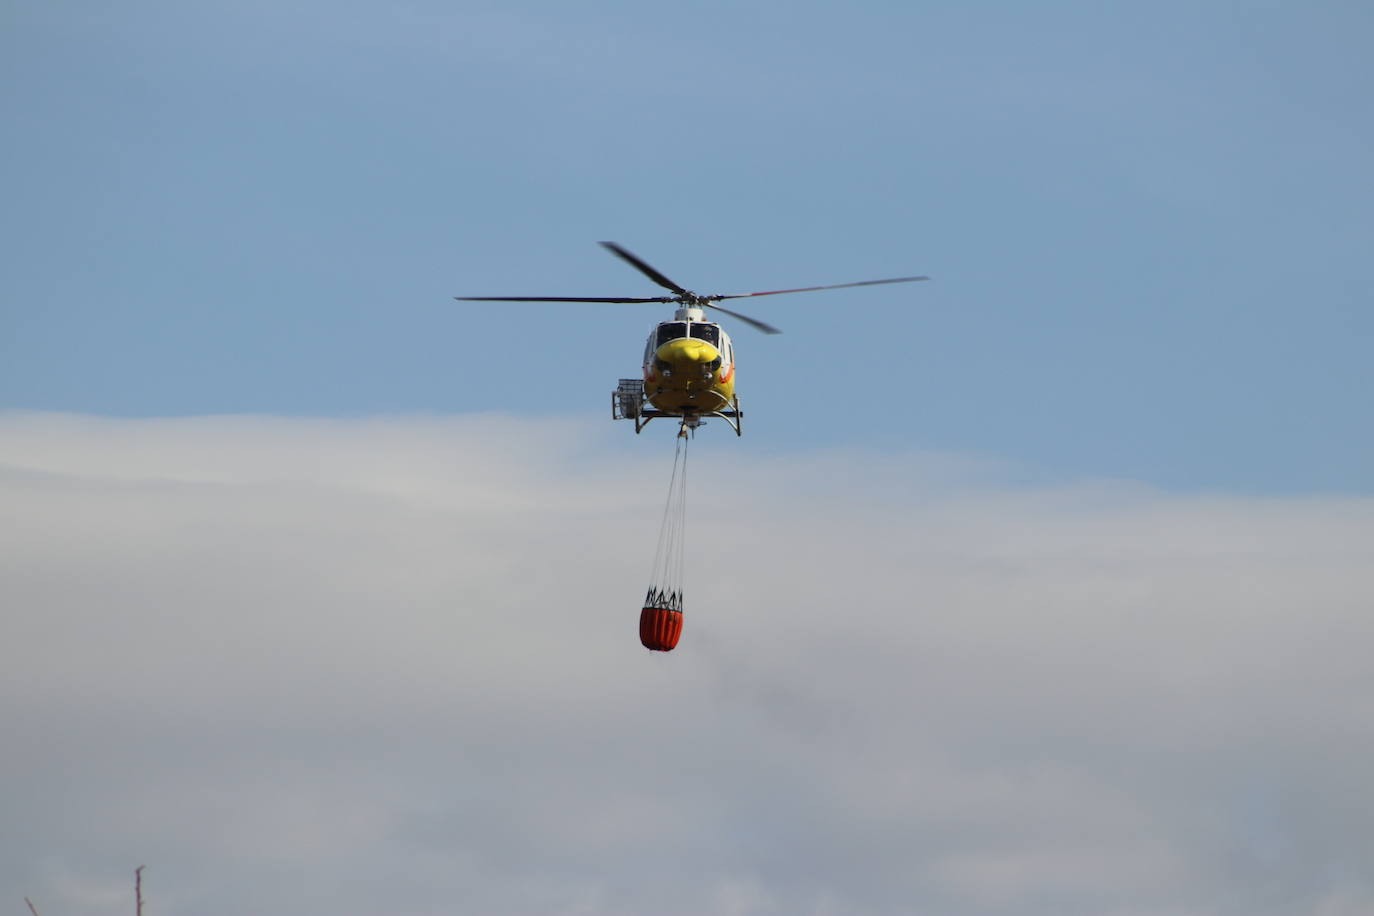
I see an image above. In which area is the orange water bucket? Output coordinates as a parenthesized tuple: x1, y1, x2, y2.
(639, 605, 684, 651)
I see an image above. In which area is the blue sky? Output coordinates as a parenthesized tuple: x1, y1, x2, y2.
(4, 5, 1374, 915)
(4, 0, 1371, 491)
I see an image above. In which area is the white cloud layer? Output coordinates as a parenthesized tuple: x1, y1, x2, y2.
(3, 412, 1372, 915)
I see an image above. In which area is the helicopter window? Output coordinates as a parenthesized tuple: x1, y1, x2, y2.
(655, 323, 688, 347)
(690, 324, 720, 346)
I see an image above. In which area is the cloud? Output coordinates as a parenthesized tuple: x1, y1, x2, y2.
(3, 412, 1372, 915)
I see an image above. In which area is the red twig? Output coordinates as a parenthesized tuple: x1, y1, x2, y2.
(25, 898, 40, 916)
(135, 866, 145, 916)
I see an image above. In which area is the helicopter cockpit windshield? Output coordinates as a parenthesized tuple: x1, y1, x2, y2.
(690, 324, 720, 346)
(655, 323, 687, 347)
(655, 322, 721, 348)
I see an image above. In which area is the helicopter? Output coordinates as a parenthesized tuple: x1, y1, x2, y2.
(456, 242, 927, 436)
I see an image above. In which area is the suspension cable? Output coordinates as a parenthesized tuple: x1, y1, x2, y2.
(645, 434, 689, 610)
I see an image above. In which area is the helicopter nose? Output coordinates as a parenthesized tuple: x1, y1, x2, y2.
(656, 338, 719, 367)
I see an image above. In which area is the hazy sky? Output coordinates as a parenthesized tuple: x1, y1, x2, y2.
(3, 2, 1373, 914)
(4, 413, 1373, 915)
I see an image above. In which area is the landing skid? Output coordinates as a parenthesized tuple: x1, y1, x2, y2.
(613, 379, 742, 436)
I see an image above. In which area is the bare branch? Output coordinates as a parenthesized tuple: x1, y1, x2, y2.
(25, 898, 40, 916)
(135, 866, 146, 916)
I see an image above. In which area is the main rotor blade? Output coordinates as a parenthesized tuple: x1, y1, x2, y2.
(702, 301, 782, 335)
(713, 275, 929, 300)
(599, 242, 690, 296)
(454, 295, 673, 303)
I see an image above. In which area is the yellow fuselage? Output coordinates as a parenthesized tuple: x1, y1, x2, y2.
(644, 336, 735, 414)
